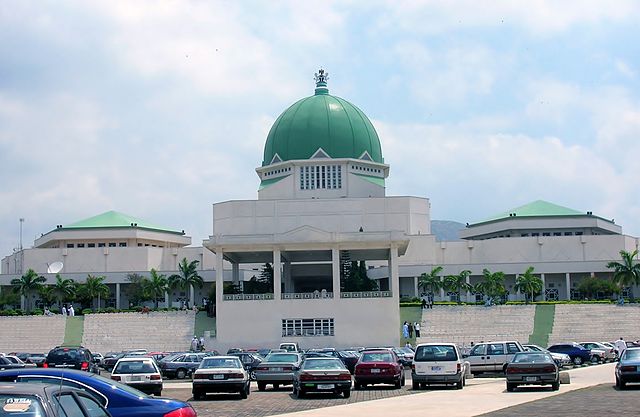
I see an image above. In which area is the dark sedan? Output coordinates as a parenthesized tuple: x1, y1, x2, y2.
(505, 352, 559, 392)
(0, 382, 113, 417)
(229, 352, 263, 380)
(293, 357, 352, 398)
(354, 349, 404, 389)
(158, 353, 206, 379)
(616, 347, 640, 389)
(0, 368, 197, 417)
(547, 343, 592, 365)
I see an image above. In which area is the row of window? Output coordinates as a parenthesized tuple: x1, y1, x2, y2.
(282, 318, 334, 337)
(520, 231, 584, 237)
(351, 165, 382, 174)
(299, 165, 342, 190)
(65, 243, 164, 248)
(264, 167, 292, 177)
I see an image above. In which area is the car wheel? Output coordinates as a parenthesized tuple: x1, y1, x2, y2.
(590, 355, 600, 363)
(258, 382, 266, 391)
(401, 375, 406, 387)
(506, 383, 516, 392)
(354, 382, 361, 390)
(343, 388, 351, 398)
(412, 380, 419, 390)
(572, 356, 583, 366)
(176, 368, 187, 379)
(155, 390, 162, 396)
(616, 376, 626, 389)
(250, 371, 256, 381)
(193, 391, 204, 401)
(551, 381, 559, 391)
(394, 378, 401, 389)
(296, 388, 305, 398)
(240, 388, 248, 399)
(456, 378, 463, 390)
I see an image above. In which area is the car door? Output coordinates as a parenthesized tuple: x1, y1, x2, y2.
(466, 344, 489, 372)
(485, 343, 507, 372)
(505, 342, 522, 364)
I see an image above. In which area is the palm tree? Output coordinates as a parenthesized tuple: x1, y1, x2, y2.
(38, 285, 56, 309)
(77, 275, 110, 310)
(11, 269, 46, 312)
(607, 250, 640, 301)
(443, 270, 472, 304)
(514, 267, 543, 303)
(146, 269, 169, 309)
(476, 269, 506, 305)
(418, 266, 443, 298)
(52, 274, 76, 308)
(169, 258, 204, 306)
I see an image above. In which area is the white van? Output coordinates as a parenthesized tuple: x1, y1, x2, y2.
(411, 343, 470, 390)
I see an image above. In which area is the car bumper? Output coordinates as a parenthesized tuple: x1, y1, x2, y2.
(354, 374, 400, 384)
(506, 374, 558, 385)
(412, 372, 462, 384)
(298, 381, 351, 392)
(617, 371, 640, 383)
(193, 381, 247, 393)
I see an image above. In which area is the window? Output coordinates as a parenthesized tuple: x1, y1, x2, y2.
(282, 318, 334, 337)
(55, 393, 85, 417)
(531, 233, 540, 237)
(77, 395, 109, 417)
(67, 244, 74, 248)
(118, 242, 127, 247)
(553, 232, 562, 236)
(87, 243, 95, 248)
(469, 344, 486, 356)
(506, 343, 520, 354)
(521, 233, 529, 237)
(575, 232, 583, 236)
(76, 243, 84, 248)
(98, 243, 105, 248)
(564, 232, 573, 236)
(542, 233, 550, 237)
(488, 343, 505, 355)
(300, 165, 342, 190)
(108, 243, 116, 247)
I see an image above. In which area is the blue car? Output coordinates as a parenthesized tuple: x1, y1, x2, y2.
(547, 343, 592, 365)
(0, 368, 197, 417)
(616, 347, 640, 389)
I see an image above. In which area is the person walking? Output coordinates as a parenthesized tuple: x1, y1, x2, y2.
(408, 322, 414, 338)
(615, 337, 627, 358)
(61, 304, 67, 317)
(68, 304, 75, 317)
(190, 336, 199, 352)
(421, 297, 427, 309)
(414, 322, 421, 338)
(199, 336, 205, 352)
(402, 322, 409, 340)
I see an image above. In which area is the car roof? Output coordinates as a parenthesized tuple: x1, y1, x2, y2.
(202, 355, 239, 360)
(116, 357, 155, 362)
(416, 343, 457, 347)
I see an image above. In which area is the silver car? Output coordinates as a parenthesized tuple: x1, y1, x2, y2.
(615, 347, 640, 389)
(580, 342, 616, 362)
(254, 352, 302, 391)
(523, 344, 571, 368)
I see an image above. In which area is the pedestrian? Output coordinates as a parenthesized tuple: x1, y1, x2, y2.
(68, 304, 75, 317)
(44, 306, 52, 316)
(615, 337, 627, 357)
(192, 304, 198, 314)
(408, 322, 414, 338)
(414, 322, 421, 338)
(190, 336, 199, 352)
(402, 321, 409, 340)
(428, 295, 433, 309)
(141, 306, 150, 314)
(61, 304, 67, 317)
(421, 297, 427, 310)
(199, 336, 205, 352)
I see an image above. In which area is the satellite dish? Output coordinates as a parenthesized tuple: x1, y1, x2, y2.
(47, 261, 64, 274)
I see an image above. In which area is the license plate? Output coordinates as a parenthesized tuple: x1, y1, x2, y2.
(212, 374, 225, 380)
(317, 384, 334, 390)
(524, 376, 538, 382)
(371, 369, 381, 373)
(130, 376, 142, 381)
(272, 367, 282, 372)
(431, 366, 442, 371)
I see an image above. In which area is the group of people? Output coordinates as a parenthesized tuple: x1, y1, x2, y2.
(402, 321, 421, 339)
(421, 296, 433, 309)
(190, 335, 206, 352)
(43, 304, 74, 316)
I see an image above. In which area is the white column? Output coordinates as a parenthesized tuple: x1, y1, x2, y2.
(20, 295, 25, 311)
(232, 263, 240, 286)
(540, 273, 546, 301)
(466, 275, 471, 302)
(273, 249, 282, 300)
(189, 285, 195, 306)
(389, 246, 400, 297)
(332, 248, 341, 299)
(515, 275, 521, 301)
(440, 273, 445, 301)
(116, 283, 121, 309)
(215, 250, 224, 308)
(164, 291, 169, 308)
(413, 276, 419, 298)
(565, 273, 571, 300)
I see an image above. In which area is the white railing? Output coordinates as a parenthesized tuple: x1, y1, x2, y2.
(340, 291, 392, 298)
(281, 292, 334, 300)
(223, 293, 274, 301)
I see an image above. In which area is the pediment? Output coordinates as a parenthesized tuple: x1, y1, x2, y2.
(311, 148, 331, 159)
(270, 153, 283, 164)
(281, 225, 332, 242)
(358, 151, 373, 161)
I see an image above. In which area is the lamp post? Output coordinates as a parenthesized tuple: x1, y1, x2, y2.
(19, 218, 24, 273)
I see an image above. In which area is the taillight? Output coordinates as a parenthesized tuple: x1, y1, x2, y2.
(228, 373, 244, 379)
(337, 373, 351, 381)
(43, 363, 49, 368)
(81, 362, 89, 370)
(299, 373, 313, 381)
(193, 374, 208, 379)
(164, 406, 197, 417)
(620, 366, 636, 372)
(542, 366, 556, 373)
(281, 366, 293, 371)
(256, 367, 268, 371)
(456, 363, 461, 373)
(411, 364, 415, 371)
(150, 374, 161, 380)
(111, 375, 121, 381)
(506, 367, 520, 374)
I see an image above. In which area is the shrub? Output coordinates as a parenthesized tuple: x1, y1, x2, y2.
(30, 308, 44, 316)
(81, 308, 93, 315)
(105, 307, 117, 313)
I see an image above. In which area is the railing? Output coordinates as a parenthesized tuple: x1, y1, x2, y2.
(281, 292, 334, 300)
(223, 293, 274, 301)
(340, 291, 392, 298)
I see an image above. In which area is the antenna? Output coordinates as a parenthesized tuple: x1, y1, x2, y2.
(47, 261, 64, 274)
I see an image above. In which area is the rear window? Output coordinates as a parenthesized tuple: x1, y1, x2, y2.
(0, 394, 45, 416)
(265, 354, 298, 363)
(303, 359, 344, 370)
(512, 353, 553, 363)
(47, 349, 83, 362)
(113, 360, 157, 374)
(200, 358, 242, 369)
(415, 345, 458, 361)
(623, 349, 640, 360)
(360, 352, 394, 362)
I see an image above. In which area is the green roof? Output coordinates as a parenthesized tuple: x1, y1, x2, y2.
(353, 173, 386, 187)
(258, 176, 288, 191)
(61, 211, 183, 234)
(478, 200, 585, 224)
(262, 80, 383, 166)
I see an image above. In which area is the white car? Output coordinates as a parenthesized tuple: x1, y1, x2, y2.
(192, 356, 250, 400)
(111, 357, 163, 396)
(464, 341, 525, 374)
(411, 343, 470, 389)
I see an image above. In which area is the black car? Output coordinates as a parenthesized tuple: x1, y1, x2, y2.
(229, 352, 263, 380)
(0, 356, 27, 371)
(25, 353, 47, 367)
(158, 353, 206, 379)
(306, 349, 359, 374)
(0, 382, 113, 417)
(44, 346, 100, 374)
(102, 353, 126, 372)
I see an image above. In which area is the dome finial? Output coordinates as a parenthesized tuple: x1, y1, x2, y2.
(314, 68, 329, 95)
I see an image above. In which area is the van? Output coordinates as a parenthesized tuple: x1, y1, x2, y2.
(279, 343, 301, 353)
(411, 343, 469, 390)
(464, 341, 524, 374)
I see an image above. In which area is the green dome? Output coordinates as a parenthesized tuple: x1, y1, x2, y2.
(262, 73, 383, 166)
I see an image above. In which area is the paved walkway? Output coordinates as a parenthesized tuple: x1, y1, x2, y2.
(272, 363, 616, 417)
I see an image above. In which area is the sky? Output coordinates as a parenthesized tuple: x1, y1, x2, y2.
(1, 1, 639, 257)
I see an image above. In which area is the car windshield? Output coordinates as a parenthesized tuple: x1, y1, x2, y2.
(512, 353, 553, 363)
(361, 352, 393, 362)
(0, 394, 45, 416)
(415, 345, 457, 361)
(525, 345, 542, 352)
(622, 349, 640, 360)
(265, 354, 298, 363)
(113, 360, 157, 374)
(200, 358, 242, 369)
(399, 347, 414, 354)
(302, 359, 344, 370)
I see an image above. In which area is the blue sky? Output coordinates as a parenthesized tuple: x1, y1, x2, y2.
(1, 1, 639, 257)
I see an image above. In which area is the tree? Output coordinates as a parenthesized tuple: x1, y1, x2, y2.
(342, 260, 378, 292)
(418, 266, 443, 297)
(146, 269, 169, 309)
(168, 258, 204, 305)
(514, 267, 543, 303)
(443, 270, 472, 304)
(577, 276, 618, 300)
(38, 285, 56, 308)
(125, 273, 152, 307)
(76, 275, 110, 310)
(11, 269, 46, 312)
(476, 269, 507, 305)
(52, 274, 76, 308)
(606, 250, 640, 301)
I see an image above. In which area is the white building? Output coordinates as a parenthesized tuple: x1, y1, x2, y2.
(2, 70, 639, 349)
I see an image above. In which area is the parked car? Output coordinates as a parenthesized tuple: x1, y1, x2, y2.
(2, 356, 36, 368)
(0, 356, 28, 371)
(523, 344, 571, 368)
(0, 382, 113, 417)
(293, 357, 352, 398)
(309, 349, 359, 374)
(111, 357, 163, 396)
(615, 347, 640, 389)
(226, 348, 244, 355)
(44, 346, 100, 374)
(505, 352, 559, 392)
(229, 352, 263, 380)
(580, 342, 616, 362)
(392, 347, 415, 367)
(158, 353, 206, 380)
(279, 342, 302, 353)
(354, 349, 404, 389)
(464, 341, 525, 374)
(254, 352, 303, 391)
(192, 356, 250, 400)
(601, 342, 618, 359)
(101, 353, 125, 372)
(547, 343, 593, 365)
(0, 368, 197, 417)
(411, 343, 469, 389)
(92, 353, 104, 365)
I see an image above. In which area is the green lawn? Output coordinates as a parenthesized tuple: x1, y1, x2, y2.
(63, 316, 84, 346)
(400, 306, 422, 347)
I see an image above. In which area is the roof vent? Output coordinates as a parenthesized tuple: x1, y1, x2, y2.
(587, 211, 592, 215)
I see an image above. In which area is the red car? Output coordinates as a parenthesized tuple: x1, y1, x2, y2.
(354, 349, 405, 389)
